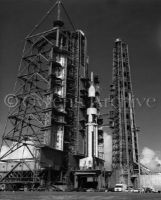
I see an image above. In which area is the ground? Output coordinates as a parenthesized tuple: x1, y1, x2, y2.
(0, 192, 161, 200)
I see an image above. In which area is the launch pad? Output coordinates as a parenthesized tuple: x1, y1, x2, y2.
(0, 0, 146, 192)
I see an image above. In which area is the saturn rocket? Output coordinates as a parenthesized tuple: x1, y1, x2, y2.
(87, 72, 98, 158)
(79, 72, 99, 169)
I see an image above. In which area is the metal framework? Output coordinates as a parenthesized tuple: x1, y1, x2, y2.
(94, 76, 104, 160)
(109, 39, 139, 188)
(0, 1, 89, 189)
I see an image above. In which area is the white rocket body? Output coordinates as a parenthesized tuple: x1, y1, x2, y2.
(87, 107, 98, 158)
(79, 72, 99, 169)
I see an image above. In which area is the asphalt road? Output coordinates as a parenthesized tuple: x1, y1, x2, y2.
(0, 192, 161, 200)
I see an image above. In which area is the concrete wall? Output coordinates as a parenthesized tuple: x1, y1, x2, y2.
(140, 174, 161, 190)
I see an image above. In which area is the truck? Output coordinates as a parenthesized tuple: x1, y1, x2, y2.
(114, 183, 127, 192)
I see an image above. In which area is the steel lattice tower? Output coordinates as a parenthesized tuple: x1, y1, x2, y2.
(0, 1, 89, 190)
(109, 39, 139, 188)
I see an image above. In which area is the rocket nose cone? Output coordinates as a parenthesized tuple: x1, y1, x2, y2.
(88, 85, 95, 97)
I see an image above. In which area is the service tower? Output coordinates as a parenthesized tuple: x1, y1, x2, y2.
(0, 1, 89, 190)
(109, 39, 139, 188)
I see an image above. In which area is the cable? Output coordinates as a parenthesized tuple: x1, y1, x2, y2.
(26, 2, 58, 38)
(61, 2, 76, 31)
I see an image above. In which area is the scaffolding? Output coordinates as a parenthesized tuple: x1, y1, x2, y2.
(0, 1, 89, 190)
(66, 31, 89, 157)
(109, 39, 139, 188)
(94, 75, 104, 160)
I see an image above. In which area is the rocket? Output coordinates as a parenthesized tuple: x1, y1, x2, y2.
(87, 72, 98, 158)
(79, 72, 99, 169)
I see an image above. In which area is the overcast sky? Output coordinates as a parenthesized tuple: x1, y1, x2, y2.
(0, 0, 161, 159)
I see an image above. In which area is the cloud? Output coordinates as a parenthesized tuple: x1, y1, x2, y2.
(104, 132, 112, 170)
(0, 141, 36, 160)
(140, 147, 161, 172)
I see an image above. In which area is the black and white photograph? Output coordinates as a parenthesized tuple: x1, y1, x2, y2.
(0, 0, 161, 199)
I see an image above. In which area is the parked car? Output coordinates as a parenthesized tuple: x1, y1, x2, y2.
(138, 188, 145, 193)
(86, 188, 96, 192)
(126, 186, 134, 192)
(133, 189, 139, 193)
(145, 187, 153, 193)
